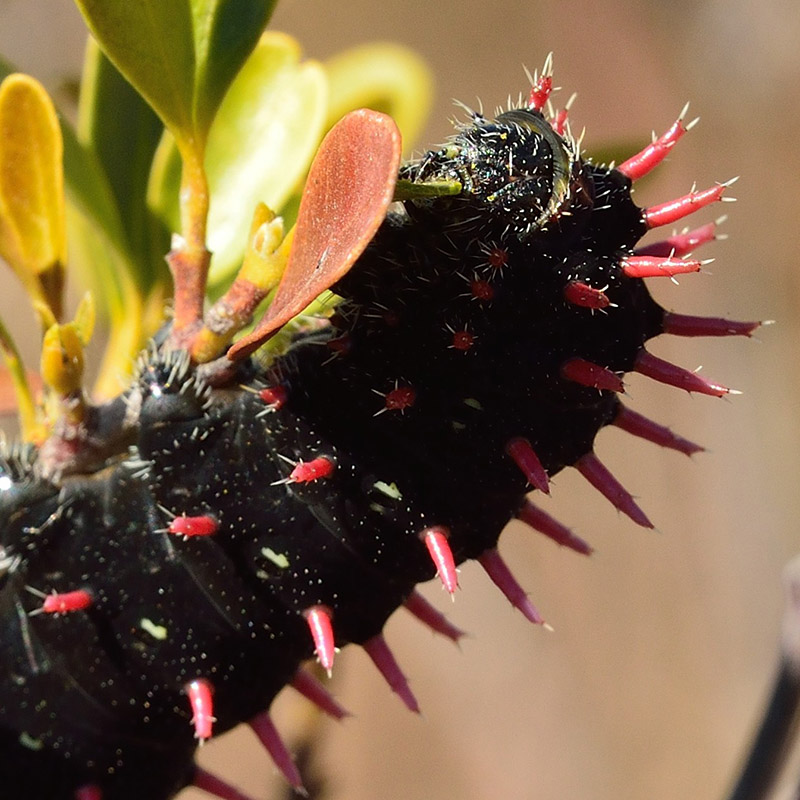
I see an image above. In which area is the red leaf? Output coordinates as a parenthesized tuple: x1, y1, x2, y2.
(229, 109, 402, 361)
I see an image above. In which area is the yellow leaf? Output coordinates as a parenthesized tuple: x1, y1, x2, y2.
(73, 292, 96, 346)
(0, 74, 66, 322)
(0, 315, 44, 443)
(40, 323, 85, 397)
(239, 202, 288, 291)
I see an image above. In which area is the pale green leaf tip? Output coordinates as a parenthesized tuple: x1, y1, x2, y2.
(324, 42, 434, 151)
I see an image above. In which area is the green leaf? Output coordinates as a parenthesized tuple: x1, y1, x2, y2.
(72, 0, 275, 153)
(190, 0, 278, 138)
(148, 32, 327, 289)
(61, 127, 150, 394)
(72, 1, 196, 144)
(61, 120, 141, 318)
(65, 204, 146, 399)
(324, 43, 433, 154)
(77, 38, 166, 289)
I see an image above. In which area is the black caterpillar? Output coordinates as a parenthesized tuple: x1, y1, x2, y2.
(0, 73, 755, 800)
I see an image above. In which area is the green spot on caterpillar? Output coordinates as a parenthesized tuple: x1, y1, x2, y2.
(139, 618, 168, 641)
(262, 547, 291, 569)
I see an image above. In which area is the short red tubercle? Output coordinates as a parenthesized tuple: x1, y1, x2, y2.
(186, 678, 215, 741)
(421, 526, 459, 595)
(617, 111, 690, 181)
(74, 784, 104, 800)
(326, 334, 352, 355)
(552, 107, 569, 136)
(644, 181, 734, 229)
(564, 280, 611, 309)
(528, 75, 552, 111)
(451, 330, 475, 351)
(634, 349, 730, 397)
(289, 456, 335, 483)
(561, 357, 624, 393)
(621, 255, 702, 279)
(486, 246, 509, 270)
(258, 385, 287, 409)
(505, 437, 550, 494)
(303, 605, 336, 675)
(526, 53, 554, 111)
(39, 589, 93, 615)
(383, 309, 401, 327)
(168, 515, 218, 538)
(385, 385, 416, 411)
(470, 279, 494, 301)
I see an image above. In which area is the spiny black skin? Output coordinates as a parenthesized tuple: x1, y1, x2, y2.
(0, 106, 666, 798)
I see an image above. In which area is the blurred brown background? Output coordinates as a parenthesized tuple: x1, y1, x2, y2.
(1, 1, 799, 799)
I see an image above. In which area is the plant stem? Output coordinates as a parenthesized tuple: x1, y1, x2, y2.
(169, 140, 210, 341)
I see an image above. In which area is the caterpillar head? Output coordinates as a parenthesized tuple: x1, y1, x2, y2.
(406, 106, 592, 236)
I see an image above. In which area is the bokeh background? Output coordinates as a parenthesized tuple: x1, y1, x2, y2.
(1, 1, 799, 799)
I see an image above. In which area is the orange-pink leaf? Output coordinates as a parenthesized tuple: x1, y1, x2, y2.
(228, 108, 401, 360)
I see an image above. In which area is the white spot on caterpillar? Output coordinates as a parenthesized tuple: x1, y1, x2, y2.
(140, 618, 168, 641)
(261, 547, 290, 569)
(463, 397, 483, 410)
